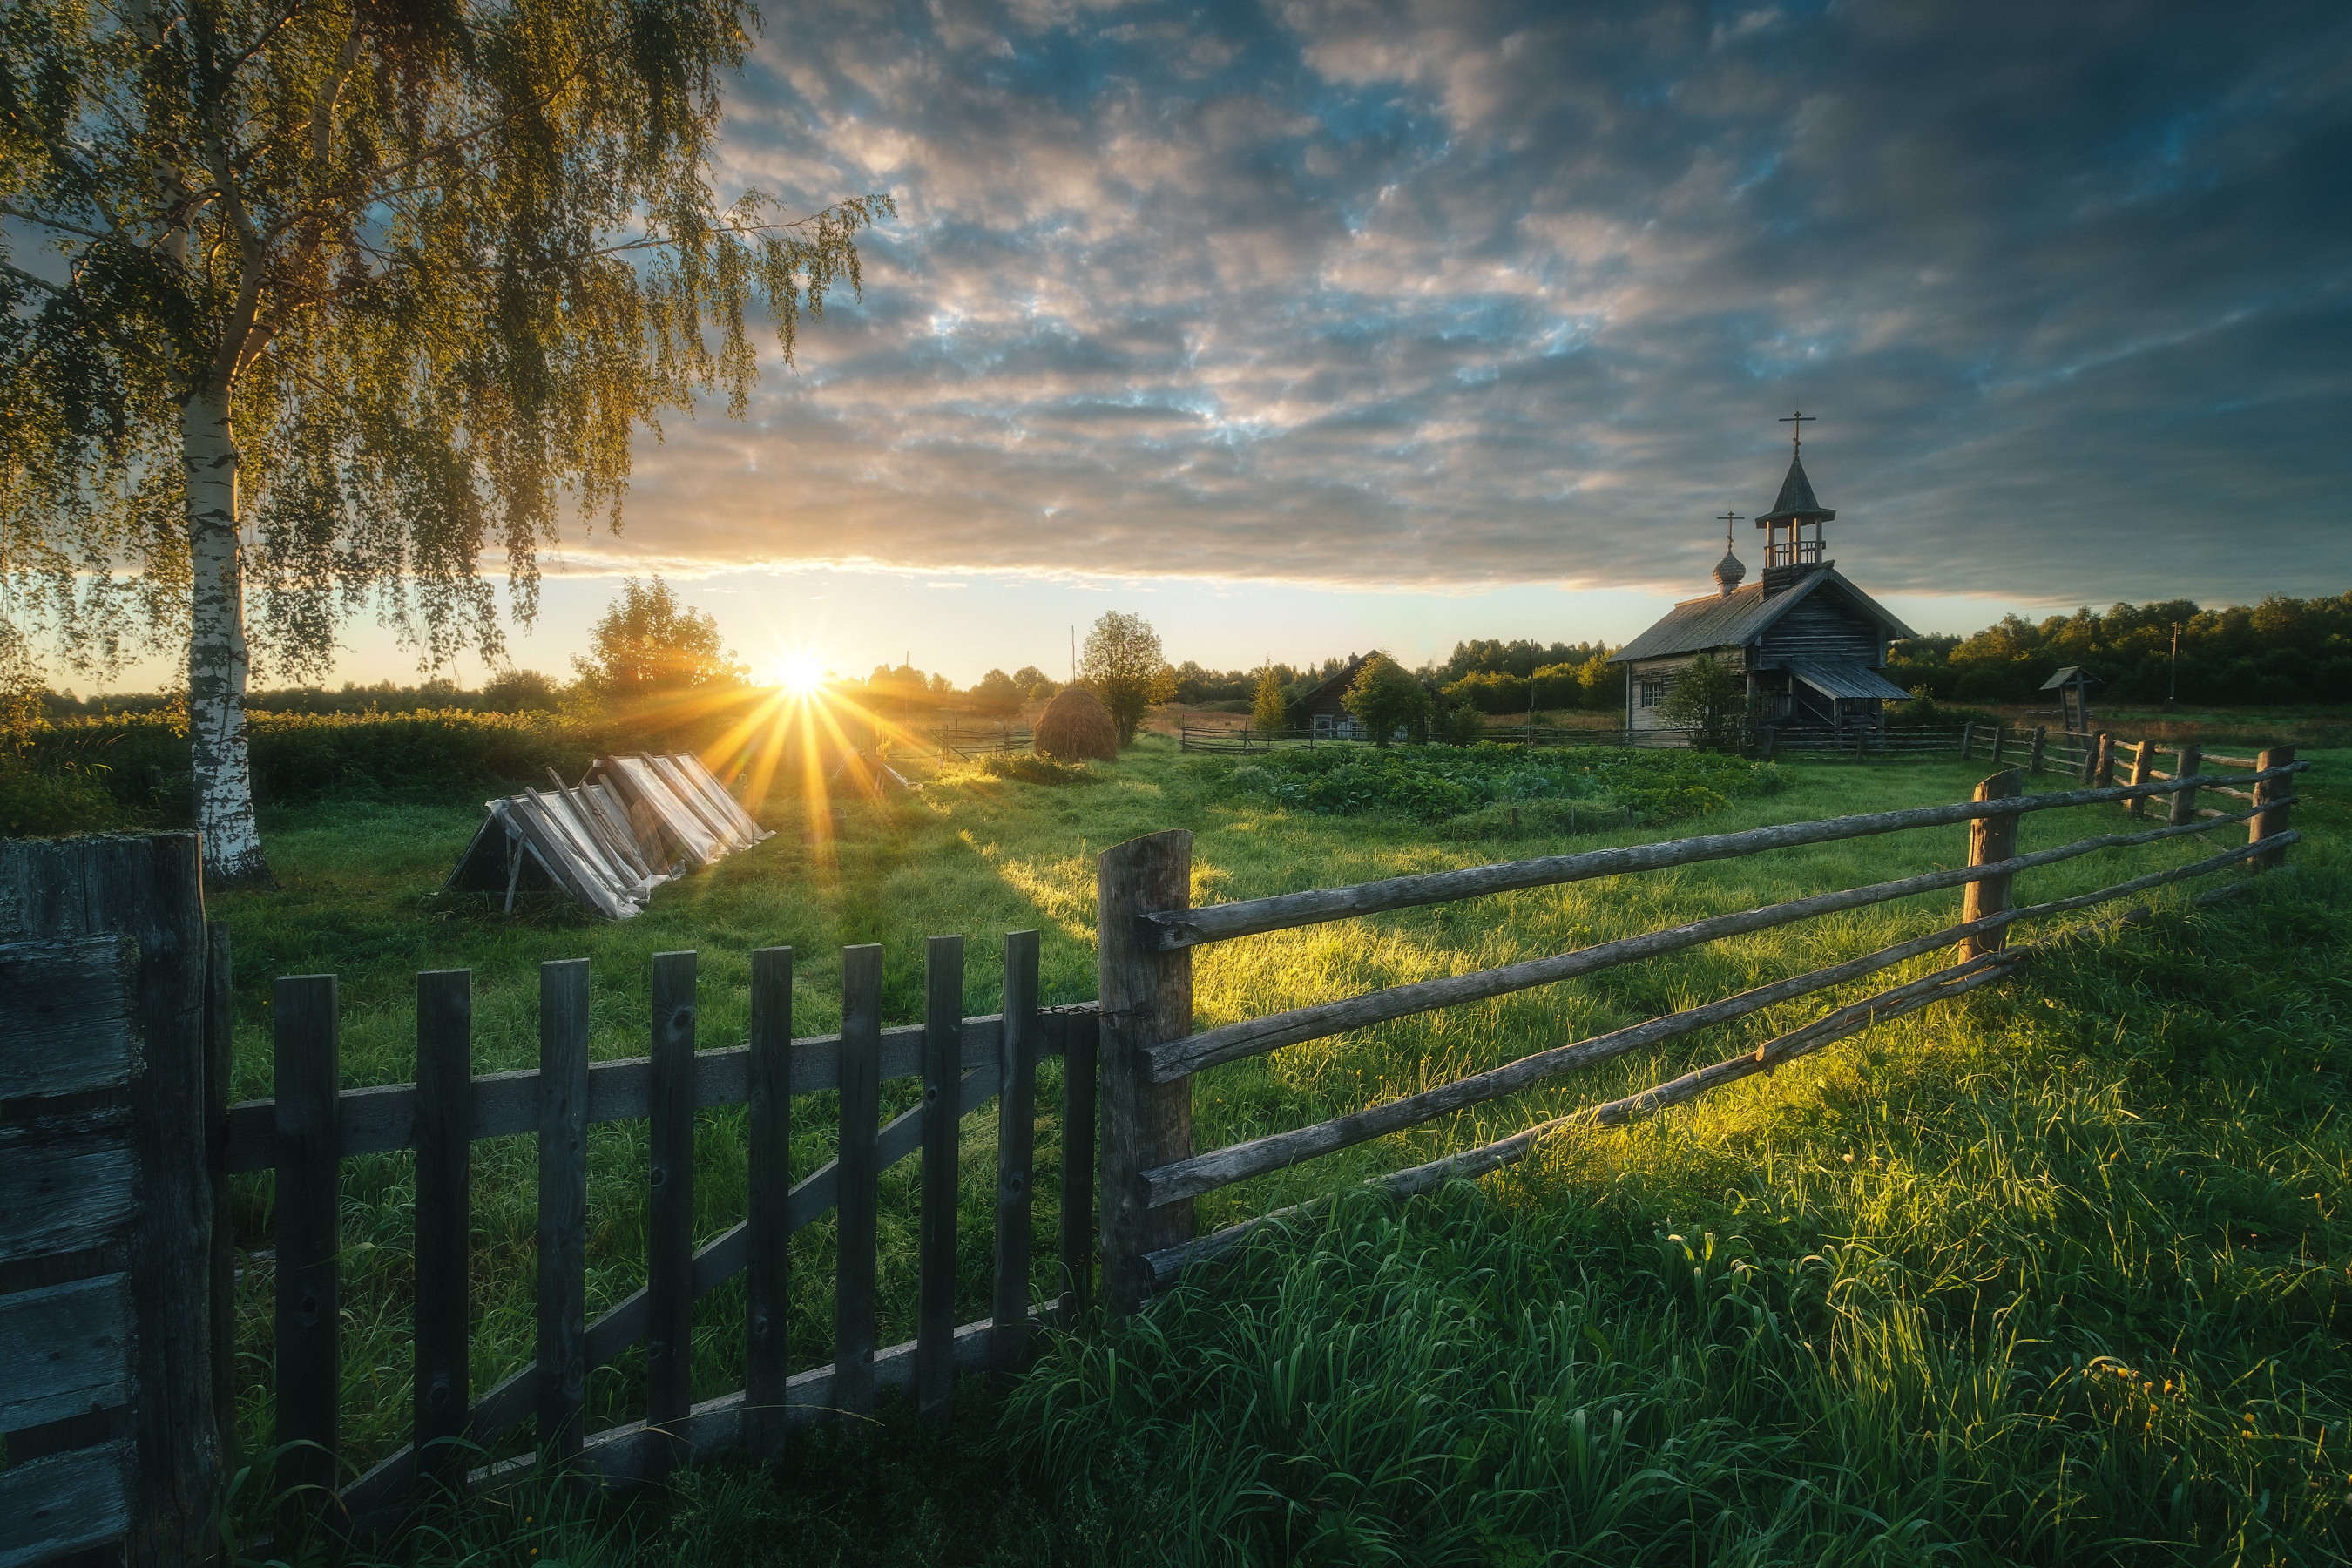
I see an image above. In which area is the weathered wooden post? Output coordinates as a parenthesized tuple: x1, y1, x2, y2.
(2126, 740, 2153, 819)
(1097, 831, 1194, 1317)
(993, 932, 1041, 1374)
(1989, 726, 2006, 767)
(916, 935, 963, 1420)
(745, 947, 793, 1459)
(1959, 769, 2022, 961)
(275, 974, 341, 1536)
(412, 970, 473, 1496)
(2252, 747, 2295, 869)
(1959, 721, 1975, 760)
(645, 951, 697, 1472)
(2094, 733, 2115, 788)
(2167, 743, 2202, 828)
(2027, 726, 2047, 777)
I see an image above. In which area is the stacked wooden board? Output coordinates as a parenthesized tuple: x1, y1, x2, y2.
(443, 753, 772, 918)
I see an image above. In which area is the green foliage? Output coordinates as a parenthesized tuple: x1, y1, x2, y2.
(572, 578, 745, 702)
(481, 669, 564, 713)
(0, 758, 119, 835)
(968, 669, 1024, 718)
(1442, 653, 1619, 714)
(1658, 652, 1747, 750)
(1886, 592, 2352, 706)
(1198, 741, 1778, 824)
(1342, 652, 1429, 744)
(973, 753, 1097, 786)
(1078, 612, 1177, 745)
(1010, 666, 1059, 703)
(1251, 666, 1290, 734)
(1434, 702, 1486, 746)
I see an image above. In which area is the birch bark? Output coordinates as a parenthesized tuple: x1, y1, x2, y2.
(181, 385, 271, 885)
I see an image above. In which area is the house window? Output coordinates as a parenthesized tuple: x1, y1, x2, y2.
(1639, 679, 1666, 709)
(1313, 713, 1335, 738)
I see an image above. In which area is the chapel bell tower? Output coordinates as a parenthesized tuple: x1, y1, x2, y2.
(1754, 407, 1835, 594)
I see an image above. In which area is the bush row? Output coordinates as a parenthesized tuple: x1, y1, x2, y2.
(1189, 742, 1782, 826)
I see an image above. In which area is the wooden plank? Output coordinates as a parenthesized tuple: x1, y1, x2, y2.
(2126, 740, 2153, 819)
(2254, 747, 2295, 870)
(646, 951, 697, 1471)
(1137, 819, 2281, 1212)
(206, 924, 236, 1475)
(744, 946, 792, 1461)
(1960, 769, 2021, 961)
(917, 936, 963, 1420)
(1059, 1005, 1098, 1326)
(413, 970, 473, 1495)
(2169, 744, 2203, 828)
(1132, 770, 2288, 951)
(1098, 831, 1194, 1317)
(0, 936, 138, 1098)
(0, 1272, 132, 1431)
(993, 932, 1040, 1373)
(274, 973, 341, 1521)
(0, 1134, 136, 1263)
(0, 1441, 131, 1568)
(220, 1009, 1085, 1173)
(537, 959, 591, 1467)
(834, 945, 882, 1418)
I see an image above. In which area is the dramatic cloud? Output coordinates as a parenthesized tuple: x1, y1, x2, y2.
(600, 0, 2352, 605)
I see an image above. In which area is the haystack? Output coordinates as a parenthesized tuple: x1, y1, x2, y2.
(1034, 686, 1119, 760)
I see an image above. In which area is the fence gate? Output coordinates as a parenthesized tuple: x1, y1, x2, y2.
(1, 834, 226, 1568)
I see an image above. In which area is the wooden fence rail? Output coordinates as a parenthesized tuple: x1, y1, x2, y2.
(1097, 749, 2305, 1305)
(229, 940, 1099, 1531)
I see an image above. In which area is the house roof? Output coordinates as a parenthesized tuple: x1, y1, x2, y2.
(2038, 665, 2102, 691)
(1787, 659, 1913, 701)
(1756, 454, 1836, 525)
(1610, 566, 1917, 664)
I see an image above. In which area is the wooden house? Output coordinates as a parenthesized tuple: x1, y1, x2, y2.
(1610, 437, 1916, 744)
(1297, 655, 1369, 738)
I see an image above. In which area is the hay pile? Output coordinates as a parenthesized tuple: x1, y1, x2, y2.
(1034, 686, 1120, 760)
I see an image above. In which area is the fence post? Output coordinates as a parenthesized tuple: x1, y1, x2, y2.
(745, 947, 793, 1460)
(1959, 722, 1974, 760)
(646, 952, 697, 1472)
(1989, 726, 2006, 767)
(2126, 739, 2153, 818)
(1097, 831, 1194, 1316)
(994, 932, 1041, 1373)
(1058, 1010, 1098, 1324)
(274, 975, 341, 1536)
(916, 935, 964, 1420)
(537, 960, 591, 1468)
(2167, 743, 2202, 828)
(1959, 769, 2022, 961)
(413, 970, 473, 1497)
(2094, 733, 2115, 788)
(2252, 747, 2295, 868)
(2028, 726, 2047, 777)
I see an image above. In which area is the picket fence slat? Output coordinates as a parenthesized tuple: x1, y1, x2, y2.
(0, 1440, 132, 1568)
(647, 952, 697, 1470)
(1059, 1007, 1098, 1324)
(274, 974, 341, 1525)
(918, 936, 963, 1420)
(537, 960, 591, 1467)
(993, 932, 1040, 1371)
(0, 1273, 132, 1432)
(835, 946, 883, 1418)
(413, 970, 472, 1494)
(0, 936, 139, 1098)
(745, 946, 792, 1460)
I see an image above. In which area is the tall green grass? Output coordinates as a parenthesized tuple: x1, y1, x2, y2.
(208, 740, 2349, 1564)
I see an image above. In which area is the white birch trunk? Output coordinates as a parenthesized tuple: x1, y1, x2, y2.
(182, 386, 272, 884)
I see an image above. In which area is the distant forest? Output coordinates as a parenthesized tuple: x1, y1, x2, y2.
(1885, 592, 2351, 706)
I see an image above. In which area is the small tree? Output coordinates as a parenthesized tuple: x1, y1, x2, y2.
(1011, 666, 1059, 703)
(969, 669, 1024, 717)
(1659, 653, 1747, 751)
(1250, 666, 1289, 733)
(572, 578, 743, 703)
(1344, 653, 1428, 746)
(482, 670, 561, 713)
(1078, 612, 1175, 745)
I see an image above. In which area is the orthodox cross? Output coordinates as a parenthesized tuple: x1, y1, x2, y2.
(1718, 510, 1744, 549)
(1779, 407, 1815, 454)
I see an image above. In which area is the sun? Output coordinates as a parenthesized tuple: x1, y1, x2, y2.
(770, 652, 829, 696)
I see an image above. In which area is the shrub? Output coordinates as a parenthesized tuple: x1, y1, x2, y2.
(0, 760, 120, 835)
(1194, 742, 1779, 826)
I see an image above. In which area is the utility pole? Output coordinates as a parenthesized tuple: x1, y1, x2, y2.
(1525, 639, 1536, 747)
(2167, 624, 2180, 711)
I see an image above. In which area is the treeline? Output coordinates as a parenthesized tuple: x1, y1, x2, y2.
(1887, 592, 2352, 706)
(39, 670, 564, 719)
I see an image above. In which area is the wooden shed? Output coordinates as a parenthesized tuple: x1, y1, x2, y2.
(1610, 436, 1915, 746)
(2040, 665, 2102, 742)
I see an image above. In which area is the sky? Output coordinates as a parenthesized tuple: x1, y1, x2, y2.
(93, 0, 2352, 693)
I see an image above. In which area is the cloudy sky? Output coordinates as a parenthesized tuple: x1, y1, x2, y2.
(251, 0, 2352, 687)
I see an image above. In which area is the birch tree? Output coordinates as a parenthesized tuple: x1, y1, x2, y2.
(0, 0, 885, 882)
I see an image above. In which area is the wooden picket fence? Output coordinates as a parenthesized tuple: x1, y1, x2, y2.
(1088, 749, 2303, 1301)
(226, 938, 1098, 1532)
(1958, 723, 2264, 806)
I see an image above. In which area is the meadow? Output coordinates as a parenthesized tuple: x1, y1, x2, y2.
(206, 733, 2352, 1565)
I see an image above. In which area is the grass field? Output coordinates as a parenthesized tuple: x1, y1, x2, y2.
(209, 734, 2351, 1565)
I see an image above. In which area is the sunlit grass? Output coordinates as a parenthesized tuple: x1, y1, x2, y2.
(211, 740, 2349, 1563)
